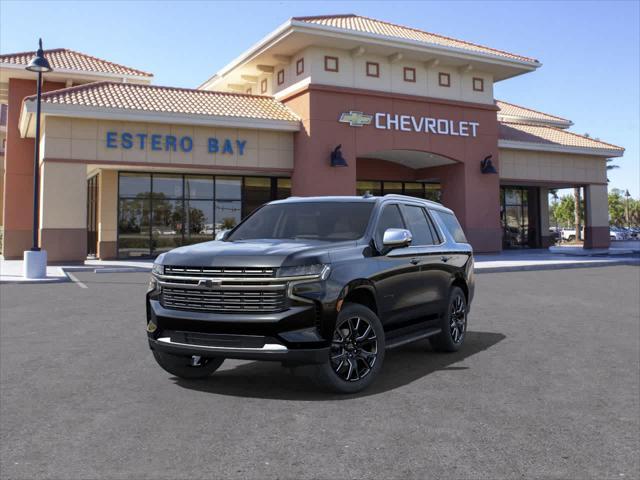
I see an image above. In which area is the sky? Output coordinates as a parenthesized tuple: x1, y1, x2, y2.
(1, 0, 638, 197)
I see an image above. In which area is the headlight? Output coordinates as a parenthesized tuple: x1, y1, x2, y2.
(277, 264, 330, 279)
(151, 263, 164, 276)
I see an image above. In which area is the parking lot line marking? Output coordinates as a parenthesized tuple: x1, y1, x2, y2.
(67, 272, 88, 289)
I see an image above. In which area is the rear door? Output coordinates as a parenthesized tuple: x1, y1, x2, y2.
(399, 203, 450, 318)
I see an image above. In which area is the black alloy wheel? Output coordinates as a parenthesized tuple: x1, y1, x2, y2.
(330, 315, 378, 382)
(430, 286, 467, 353)
(315, 303, 385, 393)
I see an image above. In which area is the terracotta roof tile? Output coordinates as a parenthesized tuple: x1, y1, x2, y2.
(496, 100, 571, 126)
(27, 81, 299, 122)
(0, 48, 152, 77)
(499, 122, 623, 153)
(293, 14, 538, 64)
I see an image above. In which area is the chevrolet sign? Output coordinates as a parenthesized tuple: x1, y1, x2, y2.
(338, 111, 373, 127)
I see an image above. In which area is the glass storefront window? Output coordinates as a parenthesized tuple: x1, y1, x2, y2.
(403, 182, 424, 199)
(185, 176, 214, 200)
(119, 173, 151, 197)
(118, 197, 151, 257)
(216, 177, 241, 199)
(243, 177, 272, 217)
(424, 184, 441, 202)
(276, 178, 291, 199)
(383, 182, 403, 195)
(216, 201, 242, 233)
(117, 173, 289, 258)
(356, 181, 382, 196)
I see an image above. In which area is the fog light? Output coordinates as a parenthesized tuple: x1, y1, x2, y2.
(146, 321, 157, 333)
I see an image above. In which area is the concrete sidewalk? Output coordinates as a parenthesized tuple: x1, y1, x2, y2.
(1, 250, 637, 283)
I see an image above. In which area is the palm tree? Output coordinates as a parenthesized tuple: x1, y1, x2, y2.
(606, 158, 619, 182)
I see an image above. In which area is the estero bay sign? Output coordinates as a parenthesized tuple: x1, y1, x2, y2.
(105, 131, 248, 155)
(339, 111, 480, 137)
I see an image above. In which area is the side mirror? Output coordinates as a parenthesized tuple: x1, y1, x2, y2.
(215, 229, 231, 241)
(382, 228, 412, 250)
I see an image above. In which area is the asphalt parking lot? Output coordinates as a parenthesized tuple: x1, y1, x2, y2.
(1, 266, 639, 480)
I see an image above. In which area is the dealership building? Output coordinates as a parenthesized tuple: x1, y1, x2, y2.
(0, 14, 624, 261)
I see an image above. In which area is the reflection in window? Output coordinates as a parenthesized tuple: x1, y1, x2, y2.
(185, 200, 214, 245)
(216, 177, 241, 200)
(216, 201, 242, 233)
(276, 178, 291, 200)
(151, 199, 184, 254)
(185, 176, 214, 199)
(153, 174, 183, 198)
(243, 177, 271, 217)
(118, 198, 150, 257)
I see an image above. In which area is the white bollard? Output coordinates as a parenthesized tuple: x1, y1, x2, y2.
(23, 250, 48, 279)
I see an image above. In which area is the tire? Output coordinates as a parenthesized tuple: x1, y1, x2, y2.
(567, 235, 575, 242)
(430, 286, 468, 353)
(152, 350, 224, 379)
(315, 303, 385, 394)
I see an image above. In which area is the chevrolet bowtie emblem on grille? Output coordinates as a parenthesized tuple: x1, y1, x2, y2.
(339, 111, 373, 127)
(199, 279, 221, 289)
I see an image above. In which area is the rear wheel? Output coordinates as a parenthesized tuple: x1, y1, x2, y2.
(315, 303, 385, 394)
(430, 286, 467, 353)
(152, 350, 224, 379)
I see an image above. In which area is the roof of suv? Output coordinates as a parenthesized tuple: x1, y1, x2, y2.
(270, 194, 453, 213)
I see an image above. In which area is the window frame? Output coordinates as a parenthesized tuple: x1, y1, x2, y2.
(438, 72, 451, 87)
(472, 77, 484, 92)
(260, 78, 268, 94)
(366, 61, 380, 78)
(296, 58, 304, 76)
(403, 67, 416, 83)
(324, 55, 339, 72)
(277, 69, 284, 85)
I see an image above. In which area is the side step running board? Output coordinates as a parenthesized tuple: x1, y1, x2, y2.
(385, 327, 441, 350)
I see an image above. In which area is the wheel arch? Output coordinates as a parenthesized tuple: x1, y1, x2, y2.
(340, 280, 378, 315)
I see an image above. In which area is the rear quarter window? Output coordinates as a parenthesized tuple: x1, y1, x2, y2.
(432, 210, 468, 243)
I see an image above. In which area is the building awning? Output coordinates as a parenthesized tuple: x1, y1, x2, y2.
(498, 122, 624, 157)
(19, 81, 301, 137)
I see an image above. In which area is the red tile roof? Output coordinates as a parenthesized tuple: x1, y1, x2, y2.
(293, 14, 539, 64)
(26, 81, 299, 122)
(499, 122, 624, 154)
(0, 48, 152, 78)
(497, 100, 571, 127)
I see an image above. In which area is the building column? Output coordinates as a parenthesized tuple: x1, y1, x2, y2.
(98, 170, 118, 259)
(539, 188, 553, 247)
(425, 162, 502, 253)
(584, 184, 610, 249)
(39, 161, 87, 262)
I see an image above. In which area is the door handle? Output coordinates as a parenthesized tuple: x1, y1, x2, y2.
(410, 258, 420, 265)
(441, 256, 451, 263)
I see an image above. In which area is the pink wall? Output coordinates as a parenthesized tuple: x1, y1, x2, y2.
(283, 84, 502, 252)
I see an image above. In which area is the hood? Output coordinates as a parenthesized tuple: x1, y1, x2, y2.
(156, 239, 353, 268)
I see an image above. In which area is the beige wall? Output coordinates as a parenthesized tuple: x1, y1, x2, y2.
(269, 46, 494, 104)
(585, 184, 609, 228)
(40, 161, 86, 229)
(98, 169, 118, 243)
(499, 149, 607, 184)
(42, 117, 294, 170)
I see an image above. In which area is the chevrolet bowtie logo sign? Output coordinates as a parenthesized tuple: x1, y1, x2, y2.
(338, 111, 373, 127)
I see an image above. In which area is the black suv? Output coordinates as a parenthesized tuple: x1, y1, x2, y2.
(147, 194, 474, 393)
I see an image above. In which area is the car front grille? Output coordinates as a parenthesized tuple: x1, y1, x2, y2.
(161, 286, 287, 313)
(164, 266, 276, 278)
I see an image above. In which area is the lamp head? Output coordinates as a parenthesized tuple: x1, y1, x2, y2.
(330, 144, 348, 167)
(26, 39, 53, 73)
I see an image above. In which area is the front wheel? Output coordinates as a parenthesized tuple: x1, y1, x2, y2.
(152, 350, 224, 379)
(315, 303, 385, 394)
(430, 286, 468, 352)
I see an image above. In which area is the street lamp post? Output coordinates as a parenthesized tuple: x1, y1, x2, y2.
(625, 189, 631, 230)
(23, 39, 53, 279)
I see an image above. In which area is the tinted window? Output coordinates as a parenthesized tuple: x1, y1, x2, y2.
(228, 202, 374, 242)
(401, 205, 435, 245)
(375, 204, 405, 245)
(433, 210, 467, 243)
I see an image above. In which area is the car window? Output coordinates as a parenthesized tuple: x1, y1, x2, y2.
(432, 210, 467, 243)
(401, 205, 436, 246)
(375, 204, 405, 246)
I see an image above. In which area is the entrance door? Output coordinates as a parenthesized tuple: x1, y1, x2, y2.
(87, 175, 99, 257)
(500, 186, 540, 248)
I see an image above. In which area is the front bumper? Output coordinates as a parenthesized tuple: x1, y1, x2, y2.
(147, 299, 331, 365)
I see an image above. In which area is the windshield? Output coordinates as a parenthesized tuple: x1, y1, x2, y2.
(227, 202, 374, 242)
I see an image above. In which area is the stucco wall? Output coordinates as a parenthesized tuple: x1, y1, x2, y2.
(499, 148, 607, 184)
(273, 46, 494, 105)
(42, 117, 294, 171)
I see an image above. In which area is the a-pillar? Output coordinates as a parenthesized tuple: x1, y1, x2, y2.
(539, 188, 553, 247)
(39, 161, 87, 262)
(584, 184, 610, 249)
(98, 170, 118, 259)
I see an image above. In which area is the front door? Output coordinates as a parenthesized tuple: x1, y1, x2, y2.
(87, 175, 99, 257)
